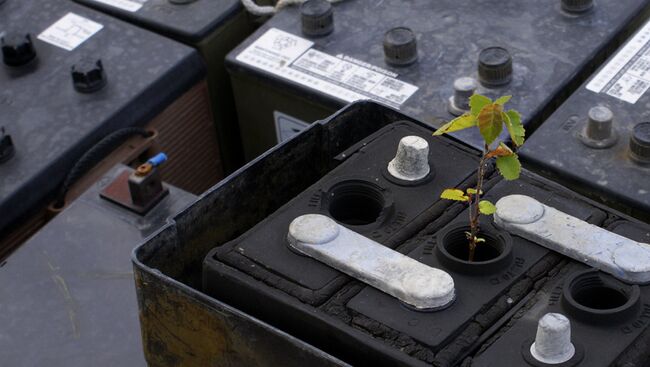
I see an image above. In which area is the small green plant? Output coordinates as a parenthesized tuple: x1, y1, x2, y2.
(434, 94, 525, 262)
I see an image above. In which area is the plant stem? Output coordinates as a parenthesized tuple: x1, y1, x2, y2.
(467, 143, 489, 262)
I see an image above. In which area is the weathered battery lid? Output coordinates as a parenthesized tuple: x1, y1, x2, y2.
(0, 165, 195, 366)
(0, 0, 204, 234)
(72, 0, 243, 42)
(520, 18, 650, 221)
(226, 0, 650, 149)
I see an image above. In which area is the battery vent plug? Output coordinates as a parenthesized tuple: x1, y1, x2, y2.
(478, 47, 512, 87)
(301, 0, 334, 37)
(384, 27, 418, 67)
(2, 33, 36, 67)
(71, 58, 107, 93)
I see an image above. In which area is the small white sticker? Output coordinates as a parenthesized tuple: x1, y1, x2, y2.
(274, 111, 310, 143)
(89, 0, 147, 12)
(586, 20, 650, 104)
(236, 28, 419, 108)
(38, 13, 103, 51)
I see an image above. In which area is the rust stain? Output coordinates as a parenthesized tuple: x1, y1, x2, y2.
(136, 272, 234, 367)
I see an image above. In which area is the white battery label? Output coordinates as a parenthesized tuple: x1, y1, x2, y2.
(586, 20, 650, 104)
(274, 111, 310, 143)
(88, 0, 147, 12)
(38, 13, 103, 51)
(236, 28, 419, 109)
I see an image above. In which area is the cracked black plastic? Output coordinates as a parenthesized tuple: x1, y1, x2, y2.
(345, 173, 605, 362)
(202, 156, 609, 366)
(133, 101, 475, 366)
(205, 121, 481, 306)
(471, 219, 650, 367)
(472, 261, 650, 367)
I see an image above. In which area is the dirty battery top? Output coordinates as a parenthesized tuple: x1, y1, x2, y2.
(521, 18, 650, 222)
(72, 0, 242, 42)
(0, 165, 195, 366)
(226, 0, 650, 149)
(0, 0, 203, 233)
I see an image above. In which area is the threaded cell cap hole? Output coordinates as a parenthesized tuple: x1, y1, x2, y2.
(443, 231, 503, 262)
(436, 223, 513, 275)
(573, 286, 627, 309)
(562, 269, 640, 323)
(326, 180, 389, 226)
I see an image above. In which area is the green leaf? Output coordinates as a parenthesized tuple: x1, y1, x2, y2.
(504, 109, 525, 146)
(477, 103, 504, 146)
(440, 188, 470, 202)
(469, 94, 492, 116)
(433, 114, 477, 136)
(478, 200, 497, 215)
(475, 237, 486, 243)
(494, 95, 512, 105)
(466, 188, 483, 195)
(496, 153, 522, 180)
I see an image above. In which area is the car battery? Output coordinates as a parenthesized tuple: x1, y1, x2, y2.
(133, 98, 650, 366)
(0, 0, 222, 255)
(202, 163, 613, 366)
(71, 0, 276, 173)
(470, 219, 650, 367)
(520, 18, 650, 223)
(207, 120, 482, 308)
(0, 164, 195, 366)
(132, 101, 475, 366)
(226, 0, 650, 160)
